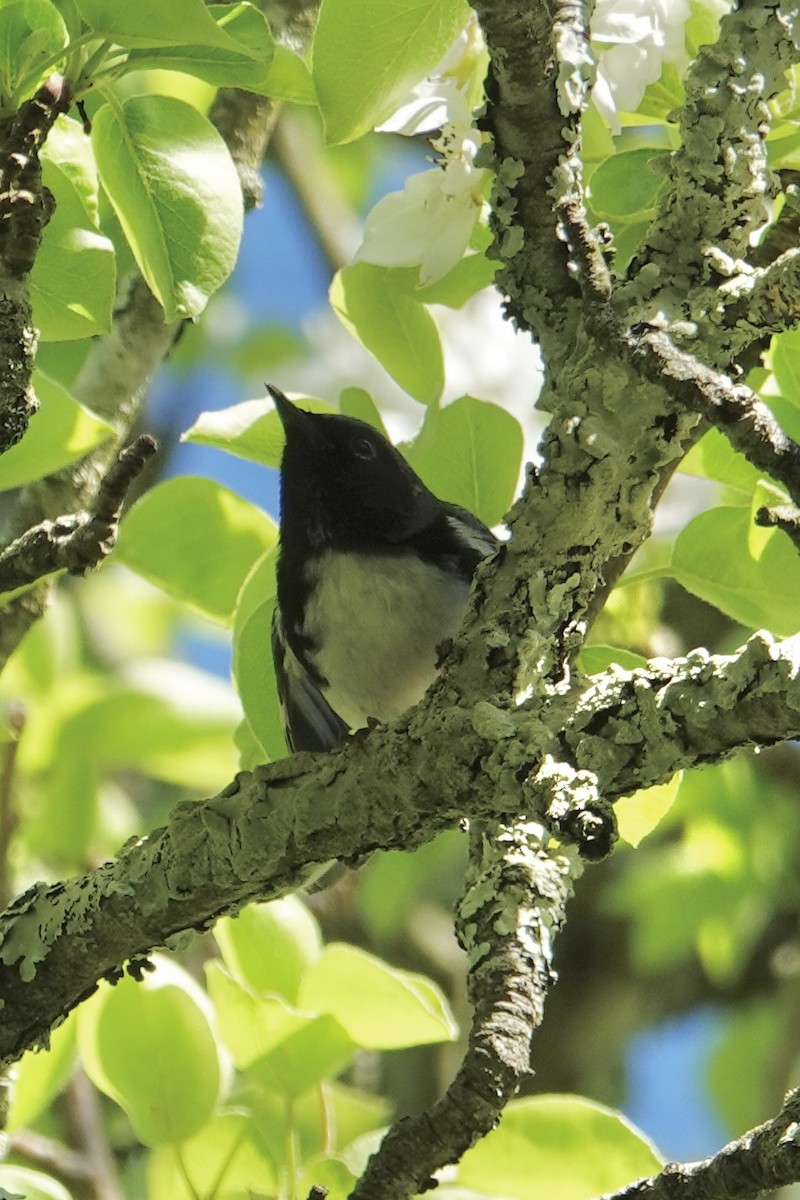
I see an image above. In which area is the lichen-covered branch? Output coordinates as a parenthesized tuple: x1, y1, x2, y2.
(626, 327, 800, 502)
(624, 2, 798, 318)
(565, 632, 800, 794)
(596, 1086, 800, 1200)
(472, 0, 589, 352)
(724, 248, 800, 339)
(0, 630, 797, 1068)
(348, 824, 576, 1200)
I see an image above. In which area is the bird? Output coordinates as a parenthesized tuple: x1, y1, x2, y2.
(269, 385, 497, 753)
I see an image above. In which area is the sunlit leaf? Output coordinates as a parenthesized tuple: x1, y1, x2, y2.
(231, 547, 286, 761)
(330, 263, 444, 403)
(7, 1013, 77, 1132)
(73, 0, 256, 50)
(32, 159, 115, 341)
(406, 395, 522, 525)
(456, 1095, 662, 1200)
(147, 1111, 279, 1200)
(0, 0, 67, 100)
(0, 1166, 72, 1200)
(125, 2, 276, 92)
(616, 773, 683, 848)
(114, 477, 276, 624)
(299, 943, 458, 1049)
(183, 395, 336, 467)
(206, 962, 354, 1094)
(78, 956, 225, 1146)
(215, 896, 321, 1003)
(0, 372, 112, 492)
(93, 94, 242, 320)
(313, 0, 470, 143)
(670, 505, 800, 635)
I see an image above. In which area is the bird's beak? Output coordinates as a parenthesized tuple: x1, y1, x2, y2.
(268, 385, 313, 437)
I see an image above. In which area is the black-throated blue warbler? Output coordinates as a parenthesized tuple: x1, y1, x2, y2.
(269, 385, 496, 753)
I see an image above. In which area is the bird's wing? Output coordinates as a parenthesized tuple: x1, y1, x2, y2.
(272, 605, 350, 753)
(443, 504, 498, 568)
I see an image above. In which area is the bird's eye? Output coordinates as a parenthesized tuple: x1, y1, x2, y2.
(351, 436, 377, 460)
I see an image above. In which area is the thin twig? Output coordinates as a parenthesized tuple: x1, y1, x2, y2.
(557, 196, 614, 305)
(10, 1128, 94, 1185)
(0, 435, 157, 594)
(0, 702, 24, 907)
(627, 326, 800, 503)
(596, 1086, 800, 1200)
(64, 1071, 125, 1200)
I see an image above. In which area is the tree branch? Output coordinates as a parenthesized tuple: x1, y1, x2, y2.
(596, 1086, 800, 1200)
(626, 327, 800, 501)
(624, 2, 797, 309)
(348, 825, 577, 1199)
(0, 73, 70, 453)
(472, 0, 588, 352)
(0, 435, 156, 594)
(0, 630, 797, 1069)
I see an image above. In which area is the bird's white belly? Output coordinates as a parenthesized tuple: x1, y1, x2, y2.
(302, 550, 470, 730)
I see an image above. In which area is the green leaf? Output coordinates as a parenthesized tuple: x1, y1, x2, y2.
(63, 660, 241, 790)
(32, 158, 116, 341)
(262, 44, 316, 104)
(147, 1111, 279, 1200)
(42, 114, 101, 225)
(406, 395, 522, 525)
(679, 427, 763, 494)
(670, 505, 800, 635)
(206, 962, 354, 1095)
(73, 0, 258, 51)
(338, 385, 388, 435)
(232, 549, 286, 761)
(0, 0, 67, 101)
(125, 3, 276, 93)
(92, 94, 243, 321)
(411, 251, 499, 307)
(313, 0, 470, 143)
(770, 326, 800, 411)
(456, 1095, 663, 1200)
(183, 395, 336, 468)
(0, 1167, 72, 1200)
(299, 943, 458, 1049)
(686, 0, 730, 58)
(214, 896, 322, 1004)
(78, 955, 224, 1146)
(114, 477, 276, 624)
(330, 263, 444, 403)
(616, 773, 683, 848)
(7, 1013, 77, 1132)
(589, 149, 666, 217)
(0, 372, 112, 491)
(579, 645, 647, 674)
(299, 1157, 358, 1200)
(245, 1012, 355, 1096)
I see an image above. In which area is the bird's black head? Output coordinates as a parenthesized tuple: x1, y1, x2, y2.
(269, 386, 439, 550)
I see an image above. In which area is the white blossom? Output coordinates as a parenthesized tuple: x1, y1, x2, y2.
(357, 18, 490, 286)
(591, 0, 691, 131)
